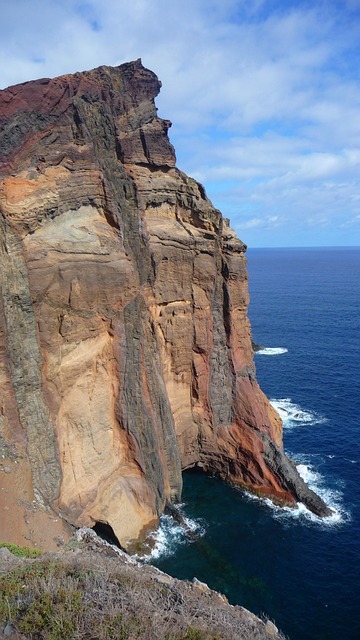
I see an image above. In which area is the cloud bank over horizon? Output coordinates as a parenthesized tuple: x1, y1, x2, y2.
(1, 0, 360, 247)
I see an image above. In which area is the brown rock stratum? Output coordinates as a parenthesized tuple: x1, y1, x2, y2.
(0, 60, 331, 550)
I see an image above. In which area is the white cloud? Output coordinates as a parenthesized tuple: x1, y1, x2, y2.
(241, 218, 263, 229)
(241, 215, 281, 230)
(1, 0, 360, 246)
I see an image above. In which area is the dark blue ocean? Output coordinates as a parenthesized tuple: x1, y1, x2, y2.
(150, 247, 360, 640)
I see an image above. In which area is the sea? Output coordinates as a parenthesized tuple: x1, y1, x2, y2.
(145, 247, 360, 640)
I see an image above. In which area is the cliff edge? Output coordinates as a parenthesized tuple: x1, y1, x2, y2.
(0, 531, 284, 640)
(0, 60, 331, 550)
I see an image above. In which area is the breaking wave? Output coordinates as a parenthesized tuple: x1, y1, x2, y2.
(138, 507, 206, 562)
(256, 347, 288, 355)
(244, 458, 347, 526)
(270, 398, 327, 427)
(292, 459, 348, 525)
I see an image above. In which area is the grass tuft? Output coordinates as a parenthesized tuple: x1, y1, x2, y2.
(0, 542, 42, 558)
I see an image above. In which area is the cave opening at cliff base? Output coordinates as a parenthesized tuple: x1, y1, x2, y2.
(92, 521, 122, 549)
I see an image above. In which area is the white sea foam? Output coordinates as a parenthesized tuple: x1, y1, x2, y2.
(277, 456, 347, 525)
(242, 455, 348, 526)
(296, 463, 321, 486)
(138, 509, 206, 562)
(270, 398, 326, 427)
(256, 347, 288, 355)
(295, 460, 348, 525)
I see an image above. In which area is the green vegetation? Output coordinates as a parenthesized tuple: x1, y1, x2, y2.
(0, 542, 42, 558)
(179, 629, 219, 640)
(0, 545, 282, 639)
(0, 558, 224, 639)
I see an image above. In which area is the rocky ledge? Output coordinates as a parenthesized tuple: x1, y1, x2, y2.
(0, 60, 331, 551)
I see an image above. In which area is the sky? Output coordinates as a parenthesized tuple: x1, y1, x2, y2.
(1, 0, 360, 247)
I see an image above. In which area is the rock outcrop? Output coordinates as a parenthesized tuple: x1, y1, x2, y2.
(0, 60, 331, 549)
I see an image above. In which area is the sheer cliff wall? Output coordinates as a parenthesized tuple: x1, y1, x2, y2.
(0, 60, 330, 548)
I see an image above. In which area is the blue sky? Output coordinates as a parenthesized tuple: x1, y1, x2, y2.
(1, 0, 360, 247)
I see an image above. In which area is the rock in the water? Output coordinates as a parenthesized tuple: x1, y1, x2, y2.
(252, 341, 264, 352)
(263, 435, 333, 517)
(0, 60, 330, 549)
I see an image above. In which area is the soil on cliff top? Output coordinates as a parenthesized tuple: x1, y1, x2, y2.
(0, 454, 73, 552)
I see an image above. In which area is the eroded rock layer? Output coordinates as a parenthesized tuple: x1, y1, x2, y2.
(0, 60, 331, 548)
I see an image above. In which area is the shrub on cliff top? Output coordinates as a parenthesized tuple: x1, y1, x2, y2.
(0, 559, 221, 639)
(0, 549, 283, 639)
(0, 542, 42, 558)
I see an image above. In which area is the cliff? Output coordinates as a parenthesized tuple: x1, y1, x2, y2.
(0, 60, 331, 550)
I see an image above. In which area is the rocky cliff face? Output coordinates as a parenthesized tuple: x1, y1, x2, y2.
(0, 60, 331, 549)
